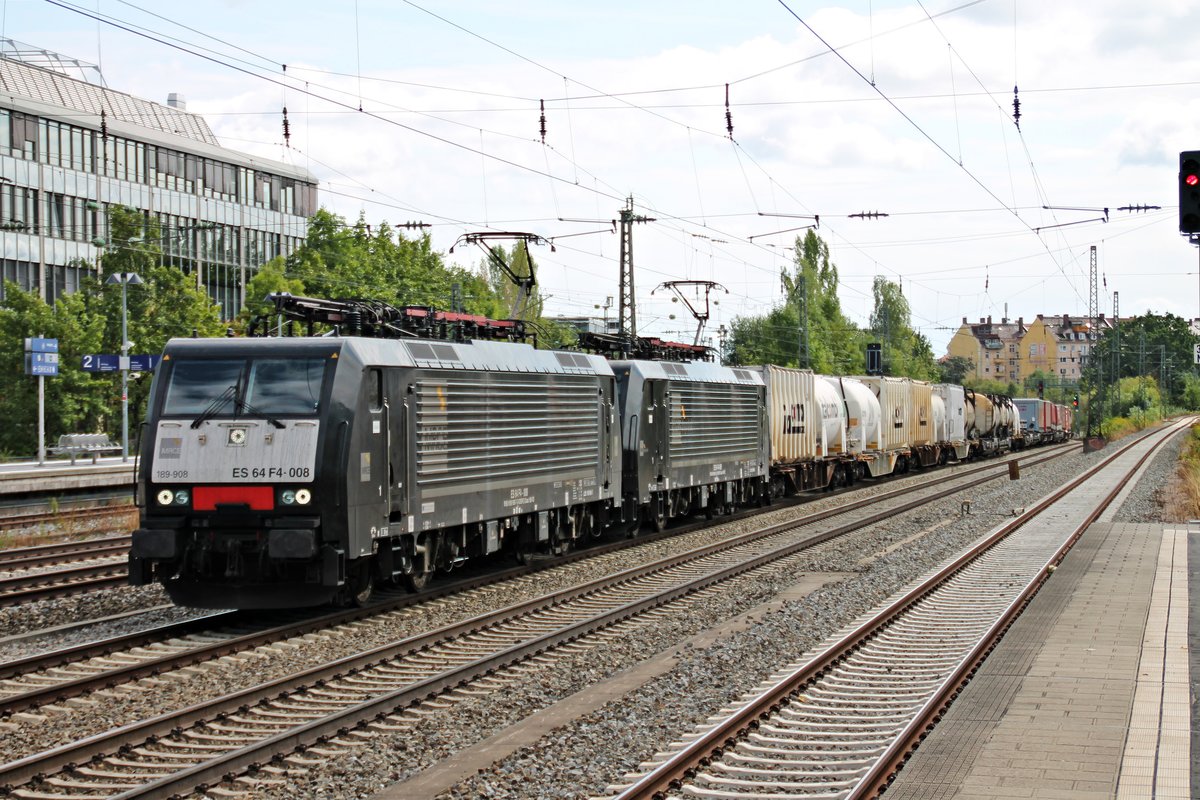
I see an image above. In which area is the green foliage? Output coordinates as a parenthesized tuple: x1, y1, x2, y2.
(288, 210, 503, 320)
(530, 319, 578, 350)
(727, 230, 864, 372)
(964, 377, 1019, 396)
(939, 355, 974, 384)
(869, 277, 939, 380)
(0, 284, 106, 453)
(237, 256, 306, 331)
(1180, 373, 1200, 410)
(0, 205, 224, 455)
(482, 241, 545, 321)
(284, 210, 567, 345)
(1085, 312, 1198, 405)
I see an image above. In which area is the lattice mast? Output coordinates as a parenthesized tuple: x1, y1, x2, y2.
(617, 197, 654, 337)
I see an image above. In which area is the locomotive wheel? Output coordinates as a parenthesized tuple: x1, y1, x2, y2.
(403, 571, 432, 592)
(348, 565, 374, 607)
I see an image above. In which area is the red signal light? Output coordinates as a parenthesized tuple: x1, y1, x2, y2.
(1188, 174, 1199, 187)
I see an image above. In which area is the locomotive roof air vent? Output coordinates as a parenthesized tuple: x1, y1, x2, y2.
(431, 344, 460, 361)
(662, 363, 687, 376)
(408, 342, 460, 363)
(555, 352, 593, 370)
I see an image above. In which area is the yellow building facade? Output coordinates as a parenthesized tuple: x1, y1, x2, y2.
(946, 316, 1026, 383)
(945, 313, 1111, 387)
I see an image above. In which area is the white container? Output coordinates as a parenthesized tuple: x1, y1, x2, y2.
(933, 384, 967, 443)
(756, 365, 844, 465)
(857, 376, 914, 451)
(821, 375, 878, 456)
(931, 393, 947, 443)
(815, 377, 846, 454)
(969, 391, 996, 438)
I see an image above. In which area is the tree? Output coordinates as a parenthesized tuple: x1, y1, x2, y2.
(483, 241, 546, 321)
(726, 230, 863, 371)
(0, 284, 107, 455)
(868, 277, 938, 379)
(94, 207, 224, 431)
(236, 256, 306, 332)
(939, 355, 974, 384)
(0, 206, 225, 455)
(288, 210, 503, 319)
(1086, 312, 1198, 406)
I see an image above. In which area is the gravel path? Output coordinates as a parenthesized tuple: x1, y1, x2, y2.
(1111, 425, 1187, 522)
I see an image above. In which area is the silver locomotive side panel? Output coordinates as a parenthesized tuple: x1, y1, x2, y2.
(410, 371, 611, 531)
(151, 420, 319, 483)
(665, 380, 764, 485)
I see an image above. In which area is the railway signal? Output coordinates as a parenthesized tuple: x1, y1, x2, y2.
(1179, 151, 1200, 233)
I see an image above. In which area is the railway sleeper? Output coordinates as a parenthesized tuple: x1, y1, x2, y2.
(45, 776, 140, 791)
(76, 765, 176, 779)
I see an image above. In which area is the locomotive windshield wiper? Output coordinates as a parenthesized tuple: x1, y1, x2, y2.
(234, 396, 286, 429)
(190, 385, 238, 429)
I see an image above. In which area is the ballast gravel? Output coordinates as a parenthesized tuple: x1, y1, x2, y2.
(1, 436, 1180, 800)
(0, 452, 1042, 762)
(216, 442, 1167, 800)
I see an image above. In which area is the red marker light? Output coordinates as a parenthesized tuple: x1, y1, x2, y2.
(1188, 174, 1200, 187)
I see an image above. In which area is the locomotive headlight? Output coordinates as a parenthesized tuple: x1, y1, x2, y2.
(295, 489, 312, 505)
(281, 490, 296, 505)
(173, 489, 190, 506)
(156, 489, 174, 506)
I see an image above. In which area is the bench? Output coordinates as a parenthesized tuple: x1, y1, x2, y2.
(48, 433, 122, 464)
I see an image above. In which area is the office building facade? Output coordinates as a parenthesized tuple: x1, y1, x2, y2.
(0, 40, 316, 316)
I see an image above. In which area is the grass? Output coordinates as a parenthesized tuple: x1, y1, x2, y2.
(1162, 424, 1200, 523)
(0, 505, 138, 550)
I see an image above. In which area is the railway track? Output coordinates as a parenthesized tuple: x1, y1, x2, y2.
(0, 535, 131, 570)
(0, 504, 135, 533)
(0, 443, 1082, 799)
(0, 561, 130, 608)
(0, 444, 1073, 717)
(604, 419, 1188, 800)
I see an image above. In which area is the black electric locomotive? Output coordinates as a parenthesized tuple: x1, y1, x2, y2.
(131, 334, 621, 608)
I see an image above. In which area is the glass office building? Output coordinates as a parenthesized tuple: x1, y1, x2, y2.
(0, 40, 317, 316)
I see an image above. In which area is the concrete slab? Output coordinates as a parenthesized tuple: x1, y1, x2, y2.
(887, 522, 1191, 800)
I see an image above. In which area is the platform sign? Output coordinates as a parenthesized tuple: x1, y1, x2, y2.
(128, 354, 161, 372)
(24, 353, 58, 376)
(24, 336, 58, 465)
(24, 337, 59, 376)
(81, 354, 121, 372)
(24, 337, 58, 353)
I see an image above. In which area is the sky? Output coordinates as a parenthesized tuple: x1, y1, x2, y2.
(3, 0, 1199, 355)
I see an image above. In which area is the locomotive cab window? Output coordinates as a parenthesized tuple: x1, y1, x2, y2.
(367, 368, 383, 411)
(162, 357, 327, 417)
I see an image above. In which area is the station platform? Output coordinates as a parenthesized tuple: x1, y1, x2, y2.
(886, 520, 1193, 799)
(0, 457, 135, 495)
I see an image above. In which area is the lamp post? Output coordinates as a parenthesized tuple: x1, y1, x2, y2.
(105, 272, 143, 461)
